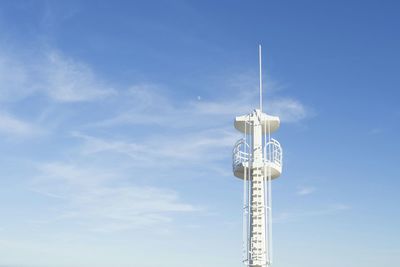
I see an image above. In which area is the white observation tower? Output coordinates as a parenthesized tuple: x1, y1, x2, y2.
(232, 45, 283, 267)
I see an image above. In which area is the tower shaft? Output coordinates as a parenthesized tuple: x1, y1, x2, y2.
(234, 109, 281, 267)
(248, 113, 268, 267)
(249, 168, 267, 266)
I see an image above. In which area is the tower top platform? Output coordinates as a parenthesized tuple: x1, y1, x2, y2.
(234, 109, 280, 134)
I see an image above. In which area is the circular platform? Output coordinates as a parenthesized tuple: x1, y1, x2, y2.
(233, 162, 282, 180)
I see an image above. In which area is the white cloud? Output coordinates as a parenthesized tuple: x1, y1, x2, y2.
(0, 48, 116, 102)
(296, 186, 316, 196)
(0, 52, 35, 101)
(274, 204, 352, 223)
(0, 112, 40, 137)
(91, 81, 310, 130)
(71, 132, 148, 160)
(0, 44, 313, 235)
(72, 127, 237, 166)
(268, 98, 309, 123)
(368, 128, 384, 135)
(43, 52, 116, 102)
(331, 203, 351, 211)
(191, 97, 310, 124)
(31, 162, 197, 232)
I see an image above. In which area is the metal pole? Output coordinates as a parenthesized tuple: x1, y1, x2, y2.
(259, 44, 262, 112)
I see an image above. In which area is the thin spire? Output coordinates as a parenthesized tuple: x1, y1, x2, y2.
(259, 44, 262, 112)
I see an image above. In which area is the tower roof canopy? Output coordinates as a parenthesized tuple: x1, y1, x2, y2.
(234, 109, 280, 134)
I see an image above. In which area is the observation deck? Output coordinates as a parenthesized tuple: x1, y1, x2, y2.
(232, 138, 283, 180)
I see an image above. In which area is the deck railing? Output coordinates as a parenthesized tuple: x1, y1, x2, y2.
(233, 138, 282, 171)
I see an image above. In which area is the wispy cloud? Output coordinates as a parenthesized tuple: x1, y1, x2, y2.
(43, 52, 116, 102)
(192, 97, 310, 123)
(274, 204, 351, 223)
(368, 127, 384, 135)
(90, 79, 311, 130)
(268, 98, 310, 123)
(31, 162, 197, 233)
(0, 42, 313, 236)
(0, 112, 41, 137)
(0, 48, 115, 102)
(296, 186, 316, 196)
(72, 127, 237, 168)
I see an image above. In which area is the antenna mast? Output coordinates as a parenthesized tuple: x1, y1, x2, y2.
(259, 44, 262, 112)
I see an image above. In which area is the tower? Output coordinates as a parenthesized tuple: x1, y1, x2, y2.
(232, 45, 283, 267)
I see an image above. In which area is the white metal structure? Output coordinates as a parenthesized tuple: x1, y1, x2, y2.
(232, 45, 283, 267)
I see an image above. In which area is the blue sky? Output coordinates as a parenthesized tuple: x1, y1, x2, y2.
(0, 1, 399, 266)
